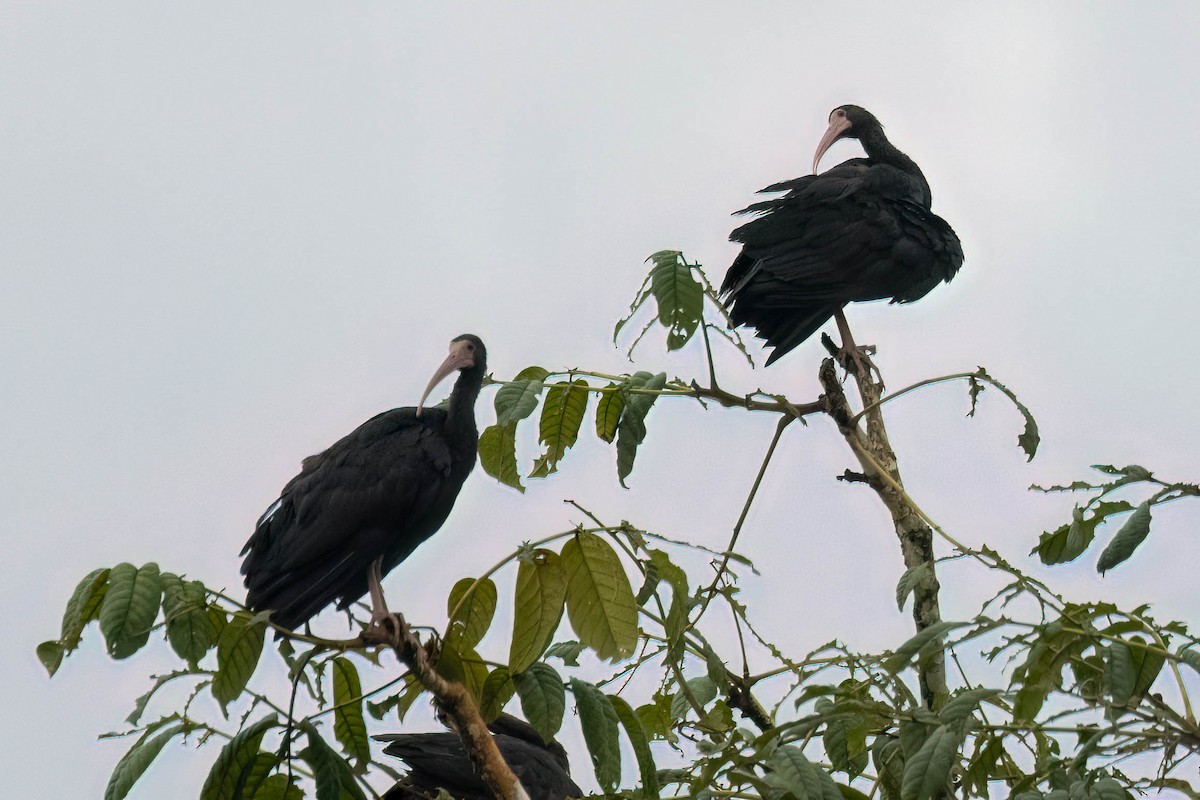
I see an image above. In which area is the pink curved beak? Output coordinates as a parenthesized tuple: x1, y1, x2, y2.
(812, 114, 853, 174)
(417, 340, 476, 416)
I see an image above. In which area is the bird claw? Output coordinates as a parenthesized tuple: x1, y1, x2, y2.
(362, 612, 405, 647)
(837, 344, 883, 387)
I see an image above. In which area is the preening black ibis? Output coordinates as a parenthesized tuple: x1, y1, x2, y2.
(377, 715, 581, 800)
(240, 334, 487, 631)
(721, 104, 963, 367)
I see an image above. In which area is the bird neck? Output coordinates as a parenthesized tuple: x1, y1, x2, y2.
(446, 369, 482, 439)
(859, 125, 933, 206)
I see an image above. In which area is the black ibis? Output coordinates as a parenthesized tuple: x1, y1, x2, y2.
(377, 715, 581, 800)
(721, 104, 963, 367)
(240, 334, 487, 631)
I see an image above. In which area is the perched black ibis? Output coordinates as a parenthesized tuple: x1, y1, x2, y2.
(377, 717, 581, 800)
(240, 334, 487, 631)
(721, 104, 963, 367)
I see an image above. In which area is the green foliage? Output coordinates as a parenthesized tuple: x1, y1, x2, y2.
(508, 550, 568, 673)
(513, 662, 566, 741)
(571, 678, 622, 792)
(561, 532, 638, 661)
(531, 379, 589, 477)
(104, 723, 189, 800)
(99, 562, 163, 659)
(330, 657, 371, 769)
(212, 612, 266, 712)
(478, 422, 524, 493)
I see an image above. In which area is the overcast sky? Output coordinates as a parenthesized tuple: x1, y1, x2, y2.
(4, 3, 1199, 797)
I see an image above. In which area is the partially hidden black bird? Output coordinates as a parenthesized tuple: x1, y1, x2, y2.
(240, 334, 487, 631)
(377, 714, 581, 800)
(720, 104, 963, 366)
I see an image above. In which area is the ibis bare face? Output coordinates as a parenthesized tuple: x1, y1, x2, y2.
(812, 107, 853, 174)
(418, 338, 478, 415)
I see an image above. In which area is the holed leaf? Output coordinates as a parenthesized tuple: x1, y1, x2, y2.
(562, 533, 638, 662)
(615, 372, 667, 487)
(531, 380, 590, 477)
(160, 573, 216, 665)
(647, 250, 704, 350)
(478, 423, 525, 493)
(509, 550, 568, 673)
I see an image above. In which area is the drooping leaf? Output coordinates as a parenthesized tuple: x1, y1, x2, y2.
(301, 723, 366, 800)
(824, 713, 870, 779)
(99, 563, 163, 660)
(670, 676, 719, 719)
(436, 644, 488, 703)
(561, 532, 638, 662)
(367, 674, 424, 722)
(895, 563, 934, 612)
(939, 688, 1000, 726)
(1096, 501, 1153, 574)
(104, 723, 187, 800)
(251, 774, 303, 800)
(615, 372, 667, 487)
(531, 380, 590, 477)
(970, 367, 1039, 460)
(872, 736, 905, 800)
(481, 667, 515, 722)
(1033, 501, 1134, 565)
(446, 577, 498, 651)
(37, 640, 66, 677)
(1011, 616, 1091, 722)
(160, 573, 216, 665)
(478, 423, 525, 493)
(544, 640, 585, 667)
(769, 745, 842, 800)
(883, 621, 967, 674)
(61, 567, 110, 652)
(609, 694, 660, 799)
(513, 662, 565, 741)
(571, 678, 622, 792)
(212, 613, 266, 712)
(594, 385, 624, 443)
(1104, 642, 1136, 709)
(900, 725, 961, 800)
(330, 657, 370, 769)
(240, 751, 282, 800)
(199, 715, 278, 800)
(1128, 635, 1166, 701)
(494, 369, 548, 426)
(1177, 646, 1200, 676)
(636, 693, 674, 742)
(647, 250, 704, 350)
(509, 550, 568, 673)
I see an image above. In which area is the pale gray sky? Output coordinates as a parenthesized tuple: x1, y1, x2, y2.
(4, 3, 1199, 797)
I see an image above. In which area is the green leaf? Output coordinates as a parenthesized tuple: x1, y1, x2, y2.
(212, 613, 266, 712)
(1177, 646, 1200, 675)
(670, 676, 718, 719)
(615, 372, 667, 487)
(240, 751, 283, 800)
(769, 745, 842, 800)
(301, 723, 366, 800)
(939, 688, 1000, 726)
(481, 667, 515, 722)
(99, 563, 163, 659)
(513, 662, 565, 741)
(571, 678, 622, 792)
(531, 380, 590, 477)
(37, 640, 65, 677)
(609, 694, 660, 799)
(436, 644, 488, 703)
(478, 423, 525, 493)
(895, 563, 934, 612)
(594, 385, 624, 443)
(872, 736, 905, 800)
(330, 657, 370, 769)
(509, 550, 568, 673)
(824, 714, 869, 779)
(1129, 635, 1166, 700)
(251, 774, 303, 800)
(1104, 642, 1136, 708)
(1096, 501, 1153, 574)
(647, 250, 704, 350)
(446, 577, 498, 651)
(636, 693, 674, 741)
(367, 674, 424, 722)
(105, 723, 187, 800)
(200, 715, 277, 800)
(61, 567, 110, 651)
(900, 725, 961, 800)
(561, 532, 638, 662)
(1033, 501, 1134, 565)
(494, 371, 546, 426)
(883, 621, 966, 674)
(544, 640, 585, 667)
(160, 573, 216, 665)
(970, 368, 1039, 460)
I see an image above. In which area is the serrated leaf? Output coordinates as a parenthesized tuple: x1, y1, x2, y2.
(160, 573, 216, 665)
(481, 667, 515, 722)
(37, 640, 65, 677)
(200, 715, 277, 800)
(900, 726, 960, 800)
(532, 380, 590, 476)
(446, 577, 498, 651)
(769, 745, 842, 800)
(883, 621, 966, 674)
(495, 374, 545, 426)
(647, 250, 704, 350)
(1033, 501, 1134, 565)
(301, 724, 366, 800)
(513, 662, 565, 741)
(562, 532, 638, 662)
(615, 372, 667, 487)
(367, 674, 423, 722)
(61, 567, 110, 652)
(105, 722, 187, 800)
(595, 385, 624, 443)
(572, 678, 622, 792)
(895, 563, 934, 612)
(478, 423, 525, 493)
(939, 688, 999, 725)
(1096, 501, 1153, 574)
(971, 368, 1039, 460)
(610, 694, 660, 799)
(99, 563, 163, 660)
(330, 657, 370, 769)
(509, 550, 568, 673)
(212, 614, 266, 712)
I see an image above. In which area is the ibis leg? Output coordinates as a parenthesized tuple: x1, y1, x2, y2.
(833, 308, 881, 384)
(367, 556, 391, 626)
